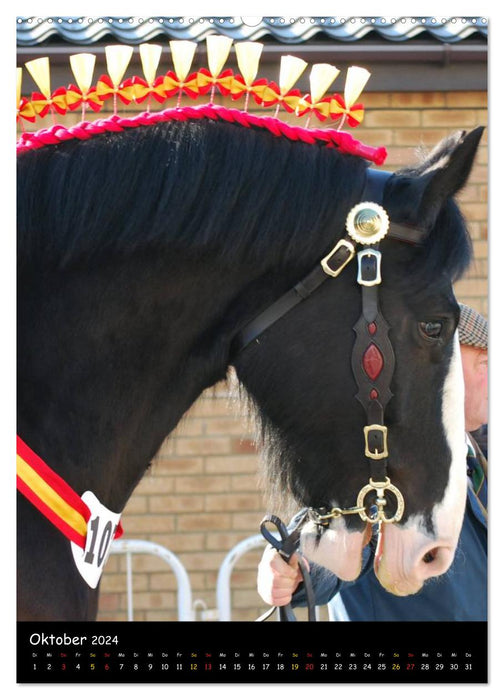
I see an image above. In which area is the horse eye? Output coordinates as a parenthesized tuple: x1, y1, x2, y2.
(419, 321, 443, 339)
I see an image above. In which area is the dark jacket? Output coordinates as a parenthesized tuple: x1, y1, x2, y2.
(291, 476, 487, 622)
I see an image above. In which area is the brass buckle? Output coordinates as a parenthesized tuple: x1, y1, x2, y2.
(356, 477, 405, 523)
(364, 424, 388, 460)
(320, 239, 355, 278)
(357, 249, 382, 287)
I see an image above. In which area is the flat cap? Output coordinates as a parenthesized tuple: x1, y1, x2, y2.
(459, 303, 488, 349)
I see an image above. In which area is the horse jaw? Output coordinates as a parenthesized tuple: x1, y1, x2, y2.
(299, 518, 371, 581)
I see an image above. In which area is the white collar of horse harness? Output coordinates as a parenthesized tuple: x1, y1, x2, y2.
(232, 169, 426, 526)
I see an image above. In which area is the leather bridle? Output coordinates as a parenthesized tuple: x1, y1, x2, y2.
(231, 169, 426, 619)
(233, 168, 425, 526)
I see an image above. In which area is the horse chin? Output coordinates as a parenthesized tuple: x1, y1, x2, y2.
(299, 519, 370, 582)
(372, 515, 463, 596)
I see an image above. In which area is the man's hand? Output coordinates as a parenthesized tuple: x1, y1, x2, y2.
(257, 545, 308, 606)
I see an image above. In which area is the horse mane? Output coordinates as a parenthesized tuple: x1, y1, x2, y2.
(17, 106, 371, 270)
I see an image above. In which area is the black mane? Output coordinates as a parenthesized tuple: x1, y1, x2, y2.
(17, 118, 367, 269)
(17, 118, 473, 292)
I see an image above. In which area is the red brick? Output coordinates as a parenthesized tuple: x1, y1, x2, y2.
(205, 493, 262, 512)
(446, 92, 486, 108)
(391, 92, 446, 108)
(175, 437, 231, 456)
(421, 109, 477, 127)
(121, 514, 175, 534)
(205, 455, 260, 473)
(151, 457, 204, 475)
(365, 110, 421, 128)
(230, 438, 258, 454)
(149, 494, 204, 513)
(175, 474, 231, 493)
(176, 513, 232, 531)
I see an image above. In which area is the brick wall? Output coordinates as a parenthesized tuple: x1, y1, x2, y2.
(18, 83, 487, 620)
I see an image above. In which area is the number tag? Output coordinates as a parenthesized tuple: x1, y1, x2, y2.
(71, 491, 122, 588)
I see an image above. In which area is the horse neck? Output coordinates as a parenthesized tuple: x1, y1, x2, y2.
(17, 246, 305, 510)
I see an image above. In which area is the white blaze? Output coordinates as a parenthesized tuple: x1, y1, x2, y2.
(431, 330, 467, 539)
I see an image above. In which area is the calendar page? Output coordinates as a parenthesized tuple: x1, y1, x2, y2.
(16, 13, 488, 686)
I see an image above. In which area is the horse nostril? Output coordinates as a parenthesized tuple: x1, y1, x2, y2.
(423, 548, 438, 564)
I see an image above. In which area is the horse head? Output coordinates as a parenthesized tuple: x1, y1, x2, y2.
(234, 127, 483, 596)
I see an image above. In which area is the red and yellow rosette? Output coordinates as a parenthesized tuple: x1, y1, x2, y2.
(295, 95, 333, 121)
(229, 41, 267, 108)
(24, 57, 69, 119)
(29, 86, 68, 117)
(198, 36, 234, 101)
(263, 55, 307, 115)
(196, 68, 235, 97)
(65, 84, 103, 113)
(332, 66, 370, 128)
(96, 45, 134, 112)
(122, 75, 167, 104)
(297, 63, 340, 123)
(96, 74, 133, 106)
(17, 71, 36, 124)
(162, 70, 200, 99)
(262, 83, 302, 113)
(229, 75, 268, 104)
(17, 96, 37, 123)
(124, 44, 168, 107)
(329, 94, 365, 127)
(65, 54, 103, 115)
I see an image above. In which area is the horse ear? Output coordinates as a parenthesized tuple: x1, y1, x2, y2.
(415, 126, 484, 223)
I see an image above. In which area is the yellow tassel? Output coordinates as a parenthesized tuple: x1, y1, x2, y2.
(139, 44, 162, 85)
(169, 40, 197, 81)
(279, 55, 307, 94)
(25, 56, 51, 98)
(235, 42, 263, 85)
(344, 66, 371, 107)
(69, 53, 96, 93)
(310, 64, 340, 104)
(17, 67, 22, 108)
(206, 35, 233, 77)
(105, 45, 133, 87)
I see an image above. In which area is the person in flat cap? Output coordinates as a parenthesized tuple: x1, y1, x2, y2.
(257, 303, 488, 622)
(459, 304, 488, 506)
(459, 303, 488, 437)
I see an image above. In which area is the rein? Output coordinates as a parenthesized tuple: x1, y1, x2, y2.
(232, 168, 425, 621)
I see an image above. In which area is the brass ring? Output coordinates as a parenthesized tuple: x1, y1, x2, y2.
(356, 477, 405, 523)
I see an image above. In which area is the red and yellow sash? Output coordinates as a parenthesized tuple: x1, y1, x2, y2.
(16, 436, 123, 548)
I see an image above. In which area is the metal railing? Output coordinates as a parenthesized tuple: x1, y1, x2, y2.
(109, 539, 194, 621)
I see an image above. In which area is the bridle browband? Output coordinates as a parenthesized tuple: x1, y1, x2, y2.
(232, 168, 426, 528)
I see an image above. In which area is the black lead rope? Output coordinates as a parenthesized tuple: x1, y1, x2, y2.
(257, 514, 317, 622)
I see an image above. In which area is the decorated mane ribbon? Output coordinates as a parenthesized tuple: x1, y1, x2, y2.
(16, 104, 387, 165)
(17, 38, 385, 165)
(16, 436, 123, 549)
(18, 41, 370, 127)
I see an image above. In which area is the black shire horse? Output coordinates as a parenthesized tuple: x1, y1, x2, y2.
(17, 112, 483, 620)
